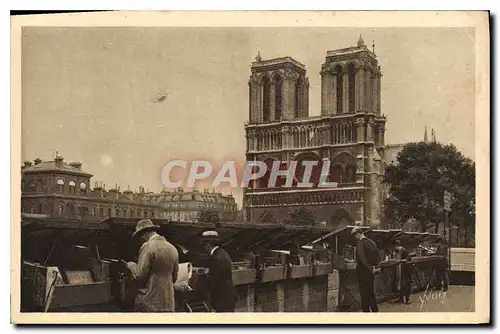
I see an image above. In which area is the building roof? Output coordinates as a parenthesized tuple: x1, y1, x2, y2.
(22, 158, 92, 177)
(153, 188, 235, 204)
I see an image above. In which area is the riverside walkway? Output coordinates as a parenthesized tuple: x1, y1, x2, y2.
(379, 285, 475, 312)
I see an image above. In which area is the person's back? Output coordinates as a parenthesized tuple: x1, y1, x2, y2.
(209, 247, 236, 311)
(132, 236, 179, 312)
(356, 237, 380, 274)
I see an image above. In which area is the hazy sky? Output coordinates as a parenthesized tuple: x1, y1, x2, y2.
(21, 27, 475, 206)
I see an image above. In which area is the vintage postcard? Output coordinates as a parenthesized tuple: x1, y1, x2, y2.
(11, 11, 489, 324)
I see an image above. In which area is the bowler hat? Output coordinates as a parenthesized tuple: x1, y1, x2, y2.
(201, 230, 221, 244)
(132, 219, 159, 238)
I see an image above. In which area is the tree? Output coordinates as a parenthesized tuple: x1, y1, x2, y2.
(196, 210, 220, 224)
(286, 207, 316, 226)
(384, 142, 475, 242)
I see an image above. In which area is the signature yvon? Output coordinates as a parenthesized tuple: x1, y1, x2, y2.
(419, 286, 447, 311)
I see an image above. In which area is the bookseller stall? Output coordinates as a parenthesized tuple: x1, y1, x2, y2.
(308, 225, 444, 311)
(21, 215, 334, 313)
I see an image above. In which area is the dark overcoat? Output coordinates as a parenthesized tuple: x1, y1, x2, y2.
(207, 247, 237, 312)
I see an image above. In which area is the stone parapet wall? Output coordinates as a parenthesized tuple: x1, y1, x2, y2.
(233, 269, 341, 312)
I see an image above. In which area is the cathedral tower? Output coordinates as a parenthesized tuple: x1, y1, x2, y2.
(320, 35, 382, 117)
(248, 53, 309, 123)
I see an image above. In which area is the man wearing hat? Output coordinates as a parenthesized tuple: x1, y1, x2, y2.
(124, 219, 179, 312)
(351, 227, 381, 312)
(201, 230, 236, 312)
(434, 237, 449, 291)
(394, 240, 412, 304)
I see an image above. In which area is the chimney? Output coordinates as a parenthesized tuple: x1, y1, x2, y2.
(55, 155, 64, 166)
(33, 158, 42, 165)
(23, 161, 32, 168)
(69, 162, 82, 170)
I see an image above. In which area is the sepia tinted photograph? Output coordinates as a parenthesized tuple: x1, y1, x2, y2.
(10, 11, 489, 324)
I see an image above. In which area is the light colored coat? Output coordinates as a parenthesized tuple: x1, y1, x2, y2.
(127, 235, 179, 312)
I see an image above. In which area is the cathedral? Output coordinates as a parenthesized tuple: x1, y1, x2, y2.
(243, 36, 389, 228)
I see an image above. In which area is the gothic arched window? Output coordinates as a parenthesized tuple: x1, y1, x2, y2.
(332, 165, 343, 183)
(275, 76, 283, 120)
(295, 77, 302, 118)
(345, 165, 357, 183)
(262, 76, 271, 122)
(336, 66, 343, 114)
(347, 63, 356, 112)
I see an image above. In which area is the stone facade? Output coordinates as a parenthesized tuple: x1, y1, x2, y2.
(21, 156, 237, 222)
(244, 37, 387, 227)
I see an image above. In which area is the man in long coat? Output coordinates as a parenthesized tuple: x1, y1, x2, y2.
(394, 240, 412, 304)
(351, 227, 381, 312)
(201, 230, 237, 312)
(434, 237, 449, 291)
(125, 219, 179, 312)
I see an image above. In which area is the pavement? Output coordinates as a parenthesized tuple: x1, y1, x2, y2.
(379, 285, 475, 312)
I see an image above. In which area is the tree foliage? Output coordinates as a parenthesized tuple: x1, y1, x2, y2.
(384, 142, 475, 238)
(286, 207, 316, 226)
(196, 210, 220, 224)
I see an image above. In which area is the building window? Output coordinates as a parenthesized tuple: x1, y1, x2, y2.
(294, 77, 302, 118)
(38, 204, 43, 214)
(58, 205, 64, 215)
(65, 203, 75, 216)
(100, 207, 104, 217)
(262, 76, 271, 122)
(275, 76, 283, 120)
(333, 165, 343, 183)
(57, 179, 65, 192)
(91, 208, 95, 216)
(80, 182, 87, 195)
(344, 165, 357, 183)
(80, 206, 88, 217)
(36, 180, 43, 192)
(336, 66, 343, 113)
(347, 63, 356, 112)
(108, 208, 112, 217)
(69, 181, 76, 194)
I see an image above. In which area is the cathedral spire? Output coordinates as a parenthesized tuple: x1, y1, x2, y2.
(432, 128, 436, 143)
(424, 126, 429, 143)
(357, 34, 365, 47)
